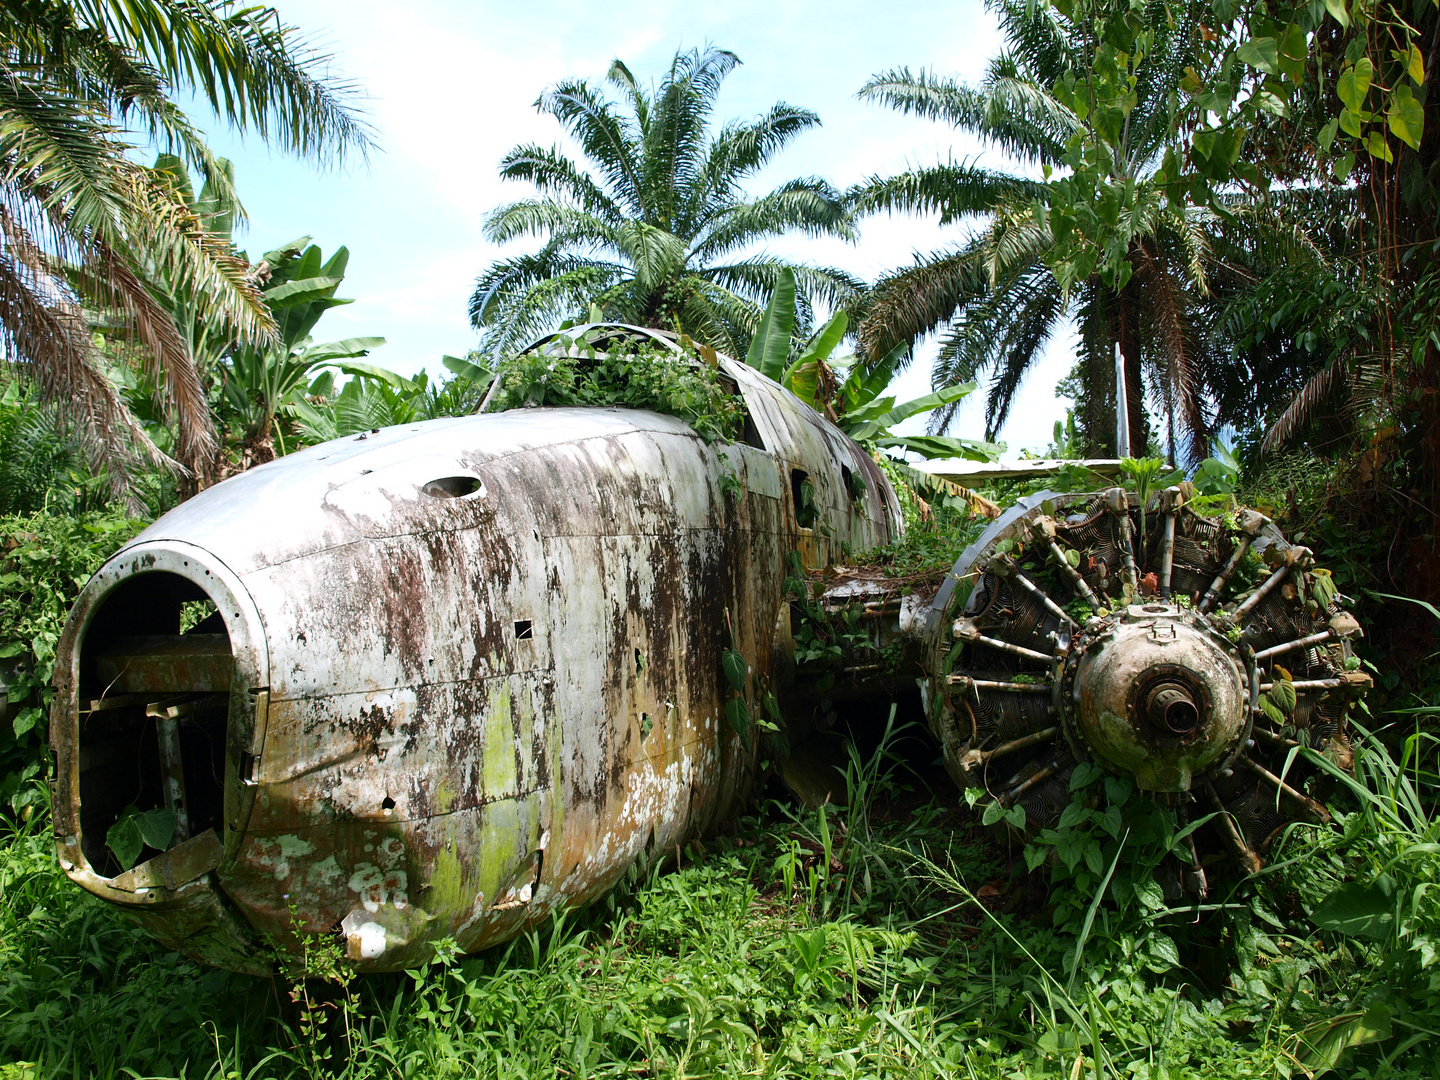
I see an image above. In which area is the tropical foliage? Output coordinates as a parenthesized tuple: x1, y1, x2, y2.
(851, 0, 1261, 459)
(469, 47, 862, 360)
(0, 0, 371, 501)
(485, 326, 743, 443)
(218, 238, 384, 462)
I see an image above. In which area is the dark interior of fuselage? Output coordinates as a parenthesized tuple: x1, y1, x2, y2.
(75, 572, 231, 877)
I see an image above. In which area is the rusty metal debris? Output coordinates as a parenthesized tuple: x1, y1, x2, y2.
(50, 325, 1367, 973)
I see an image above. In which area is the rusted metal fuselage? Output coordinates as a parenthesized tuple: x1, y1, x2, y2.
(51, 351, 898, 973)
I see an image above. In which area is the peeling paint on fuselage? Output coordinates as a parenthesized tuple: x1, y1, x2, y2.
(51, 353, 900, 972)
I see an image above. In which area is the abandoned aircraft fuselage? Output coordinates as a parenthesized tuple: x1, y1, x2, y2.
(52, 344, 899, 973)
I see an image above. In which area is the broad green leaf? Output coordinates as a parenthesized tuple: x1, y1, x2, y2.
(1133, 876, 1166, 911)
(873, 434, 1000, 463)
(1387, 86, 1425, 149)
(721, 649, 748, 693)
(104, 806, 175, 871)
(1236, 37, 1279, 75)
(1322, 0, 1348, 28)
(745, 269, 795, 382)
(1270, 677, 1297, 713)
(13, 707, 40, 737)
(840, 341, 907, 415)
(1145, 933, 1180, 971)
(1258, 693, 1287, 724)
(333, 360, 409, 389)
(1334, 151, 1355, 180)
(1337, 58, 1373, 113)
(724, 698, 752, 751)
(442, 355, 495, 386)
(1277, 24, 1308, 79)
(1005, 804, 1027, 828)
(106, 816, 143, 871)
(1366, 129, 1394, 162)
(1294, 1003, 1392, 1073)
(794, 310, 847, 369)
(783, 311, 849, 408)
(1311, 875, 1396, 939)
(1338, 108, 1362, 138)
(1069, 760, 1105, 790)
(982, 800, 1007, 826)
(1402, 43, 1424, 85)
(263, 276, 343, 306)
(136, 807, 177, 851)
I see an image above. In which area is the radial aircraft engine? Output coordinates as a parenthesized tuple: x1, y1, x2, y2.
(51, 324, 900, 974)
(916, 488, 1370, 892)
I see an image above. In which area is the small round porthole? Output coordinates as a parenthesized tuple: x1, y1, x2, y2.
(422, 475, 485, 499)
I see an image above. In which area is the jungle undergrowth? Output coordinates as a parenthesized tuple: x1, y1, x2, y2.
(3, 711, 1438, 1079)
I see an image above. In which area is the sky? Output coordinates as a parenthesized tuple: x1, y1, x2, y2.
(194, 0, 1077, 456)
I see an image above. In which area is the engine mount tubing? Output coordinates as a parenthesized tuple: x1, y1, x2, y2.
(1006, 569, 1080, 629)
(1199, 534, 1256, 613)
(1000, 759, 1061, 806)
(980, 726, 1060, 764)
(1259, 678, 1352, 691)
(1113, 510, 1140, 593)
(1202, 778, 1264, 875)
(1238, 755, 1332, 824)
(1158, 511, 1177, 600)
(1253, 630, 1333, 661)
(1047, 540, 1100, 606)
(959, 629, 1053, 664)
(1252, 725, 1302, 749)
(947, 675, 1054, 693)
(1234, 564, 1290, 620)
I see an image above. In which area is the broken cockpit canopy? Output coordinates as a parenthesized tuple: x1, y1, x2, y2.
(76, 571, 234, 876)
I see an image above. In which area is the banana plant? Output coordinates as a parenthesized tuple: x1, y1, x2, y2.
(293, 355, 495, 446)
(745, 278, 1001, 464)
(220, 238, 385, 460)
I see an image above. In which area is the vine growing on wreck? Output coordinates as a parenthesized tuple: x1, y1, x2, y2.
(487, 334, 743, 443)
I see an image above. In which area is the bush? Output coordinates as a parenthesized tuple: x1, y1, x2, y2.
(488, 333, 743, 443)
(0, 511, 145, 816)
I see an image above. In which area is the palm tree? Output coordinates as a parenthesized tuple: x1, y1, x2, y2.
(470, 47, 862, 360)
(0, 0, 371, 503)
(851, 0, 1221, 459)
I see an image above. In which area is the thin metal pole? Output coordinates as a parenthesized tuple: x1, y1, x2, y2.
(1115, 342, 1130, 458)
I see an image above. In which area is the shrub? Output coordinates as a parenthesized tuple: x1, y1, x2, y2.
(0, 511, 145, 816)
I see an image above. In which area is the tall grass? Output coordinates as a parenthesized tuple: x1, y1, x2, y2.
(2, 717, 1438, 1078)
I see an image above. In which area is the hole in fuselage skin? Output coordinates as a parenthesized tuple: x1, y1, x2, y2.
(514, 620, 533, 640)
(76, 572, 232, 877)
(422, 475, 483, 499)
(381, 795, 396, 811)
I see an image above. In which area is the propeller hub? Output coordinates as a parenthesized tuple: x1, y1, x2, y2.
(1064, 603, 1247, 792)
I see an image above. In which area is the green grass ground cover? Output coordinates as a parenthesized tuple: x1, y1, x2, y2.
(2, 733, 1436, 1080)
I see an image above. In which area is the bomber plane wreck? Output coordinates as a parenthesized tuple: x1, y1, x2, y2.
(51, 324, 1368, 973)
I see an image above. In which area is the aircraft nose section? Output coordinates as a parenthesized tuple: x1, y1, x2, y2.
(50, 540, 272, 973)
